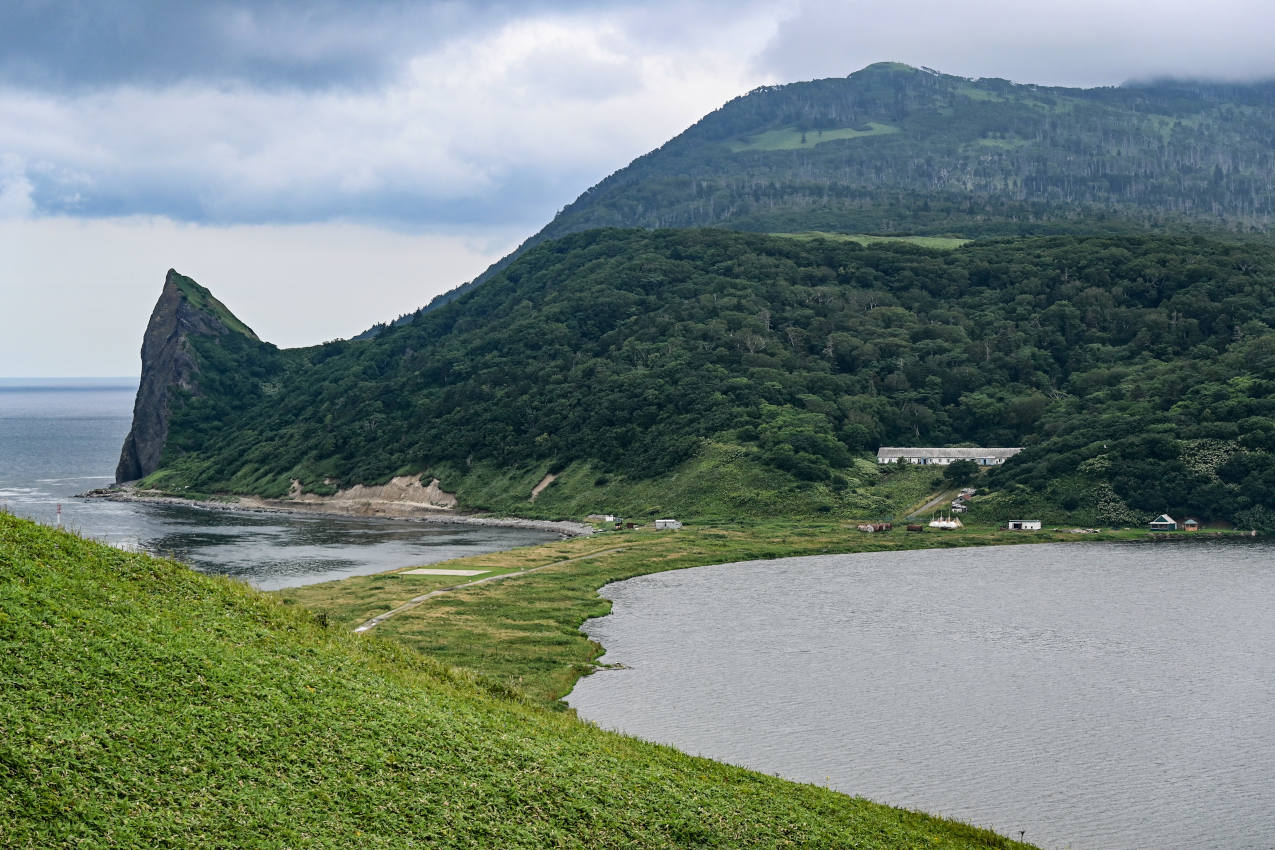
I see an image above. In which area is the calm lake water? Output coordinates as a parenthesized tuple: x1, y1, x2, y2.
(567, 543, 1275, 850)
(0, 379, 557, 589)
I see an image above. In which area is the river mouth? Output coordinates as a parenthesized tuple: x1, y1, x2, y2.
(566, 541, 1275, 850)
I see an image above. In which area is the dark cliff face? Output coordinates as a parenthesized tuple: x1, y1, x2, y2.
(115, 269, 257, 483)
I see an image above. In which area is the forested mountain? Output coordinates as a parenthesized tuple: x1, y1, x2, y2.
(414, 62, 1275, 315)
(119, 65, 1275, 528)
(130, 231, 1275, 529)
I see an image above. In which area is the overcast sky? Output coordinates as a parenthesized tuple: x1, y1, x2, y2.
(5, 0, 1275, 376)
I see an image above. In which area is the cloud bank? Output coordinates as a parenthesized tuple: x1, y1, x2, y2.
(0, 2, 774, 228)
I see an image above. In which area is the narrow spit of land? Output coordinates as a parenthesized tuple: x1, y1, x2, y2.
(276, 522, 1182, 704)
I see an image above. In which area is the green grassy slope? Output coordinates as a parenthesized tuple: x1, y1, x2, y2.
(0, 512, 1034, 848)
(728, 122, 901, 151)
(425, 447, 935, 522)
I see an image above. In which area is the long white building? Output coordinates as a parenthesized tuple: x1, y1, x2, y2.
(876, 447, 1022, 466)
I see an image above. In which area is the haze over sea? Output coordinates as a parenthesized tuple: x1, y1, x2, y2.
(0, 378, 554, 589)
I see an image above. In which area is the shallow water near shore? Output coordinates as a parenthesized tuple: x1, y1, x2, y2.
(1, 379, 557, 588)
(567, 542, 1275, 850)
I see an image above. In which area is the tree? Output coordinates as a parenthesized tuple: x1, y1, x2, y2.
(943, 459, 981, 486)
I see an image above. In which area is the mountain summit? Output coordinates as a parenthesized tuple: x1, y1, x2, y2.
(419, 62, 1275, 312)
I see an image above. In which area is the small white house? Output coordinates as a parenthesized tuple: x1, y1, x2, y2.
(1007, 519, 1042, 531)
(1149, 514, 1178, 531)
(654, 518, 683, 530)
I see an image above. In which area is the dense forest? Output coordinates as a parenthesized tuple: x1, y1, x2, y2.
(147, 230, 1275, 528)
(404, 63, 1275, 319)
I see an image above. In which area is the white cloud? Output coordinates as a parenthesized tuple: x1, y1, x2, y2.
(0, 216, 525, 376)
(0, 5, 784, 376)
(0, 155, 35, 218)
(758, 0, 1275, 87)
(0, 6, 775, 227)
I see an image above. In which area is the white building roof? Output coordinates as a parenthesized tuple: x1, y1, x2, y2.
(876, 447, 1022, 460)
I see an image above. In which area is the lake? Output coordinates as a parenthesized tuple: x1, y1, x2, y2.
(566, 542, 1275, 850)
(0, 378, 557, 588)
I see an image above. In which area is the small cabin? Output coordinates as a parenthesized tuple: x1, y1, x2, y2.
(1149, 514, 1178, 531)
(654, 518, 683, 530)
(1183, 518, 1200, 531)
(1007, 519, 1041, 531)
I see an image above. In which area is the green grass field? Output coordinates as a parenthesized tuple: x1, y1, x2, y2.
(1, 511, 1039, 848)
(729, 122, 900, 152)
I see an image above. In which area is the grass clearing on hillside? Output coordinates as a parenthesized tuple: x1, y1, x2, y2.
(1, 512, 1037, 849)
(772, 232, 970, 250)
(435, 442, 935, 523)
(729, 122, 900, 152)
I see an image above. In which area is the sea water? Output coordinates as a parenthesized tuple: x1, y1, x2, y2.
(0, 378, 556, 588)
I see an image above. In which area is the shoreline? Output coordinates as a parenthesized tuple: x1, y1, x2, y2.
(278, 521, 1265, 705)
(80, 484, 596, 538)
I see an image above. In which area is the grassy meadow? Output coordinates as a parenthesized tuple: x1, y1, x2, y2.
(728, 123, 901, 152)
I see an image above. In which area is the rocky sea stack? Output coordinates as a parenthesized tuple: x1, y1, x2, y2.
(116, 269, 258, 482)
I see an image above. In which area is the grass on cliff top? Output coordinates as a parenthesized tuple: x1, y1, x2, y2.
(169, 270, 258, 340)
(0, 512, 1035, 849)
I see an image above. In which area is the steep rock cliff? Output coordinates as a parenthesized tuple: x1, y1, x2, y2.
(116, 270, 258, 482)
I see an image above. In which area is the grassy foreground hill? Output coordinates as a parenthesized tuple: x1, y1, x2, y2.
(131, 230, 1275, 530)
(0, 512, 1034, 848)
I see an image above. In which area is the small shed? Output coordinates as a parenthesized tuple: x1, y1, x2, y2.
(654, 518, 683, 530)
(1183, 518, 1200, 531)
(1007, 520, 1041, 531)
(1149, 514, 1178, 531)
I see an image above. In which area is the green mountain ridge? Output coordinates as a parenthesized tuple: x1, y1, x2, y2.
(125, 230, 1275, 529)
(116, 64, 1275, 529)
(398, 62, 1275, 321)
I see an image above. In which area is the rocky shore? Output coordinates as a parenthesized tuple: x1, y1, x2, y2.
(82, 483, 595, 538)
